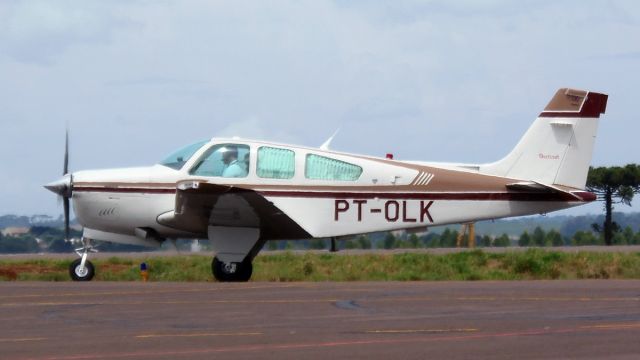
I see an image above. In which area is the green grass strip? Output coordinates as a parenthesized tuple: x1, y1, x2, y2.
(1, 249, 640, 282)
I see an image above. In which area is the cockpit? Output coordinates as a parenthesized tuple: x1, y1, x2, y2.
(189, 144, 250, 178)
(160, 139, 363, 181)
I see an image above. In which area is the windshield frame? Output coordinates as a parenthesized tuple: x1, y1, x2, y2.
(159, 140, 209, 170)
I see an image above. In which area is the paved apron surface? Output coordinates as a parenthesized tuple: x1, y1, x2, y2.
(1, 281, 639, 359)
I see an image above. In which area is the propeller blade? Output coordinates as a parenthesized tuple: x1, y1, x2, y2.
(63, 197, 70, 241)
(63, 129, 69, 176)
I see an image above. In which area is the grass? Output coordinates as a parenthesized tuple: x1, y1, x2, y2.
(1, 249, 640, 282)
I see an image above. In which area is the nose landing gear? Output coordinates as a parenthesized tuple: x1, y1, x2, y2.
(69, 238, 97, 281)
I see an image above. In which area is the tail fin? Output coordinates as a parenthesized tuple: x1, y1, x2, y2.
(480, 88, 608, 189)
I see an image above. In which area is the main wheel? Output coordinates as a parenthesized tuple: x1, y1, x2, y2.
(212, 257, 252, 282)
(69, 258, 95, 281)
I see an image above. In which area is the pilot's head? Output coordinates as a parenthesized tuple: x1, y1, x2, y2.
(221, 146, 239, 165)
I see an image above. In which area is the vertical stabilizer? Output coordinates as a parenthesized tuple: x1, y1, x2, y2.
(480, 88, 607, 189)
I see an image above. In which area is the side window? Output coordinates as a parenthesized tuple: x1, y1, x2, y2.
(305, 154, 363, 181)
(257, 146, 295, 179)
(190, 144, 250, 178)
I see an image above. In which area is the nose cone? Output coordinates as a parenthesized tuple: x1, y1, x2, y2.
(44, 174, 72, 197)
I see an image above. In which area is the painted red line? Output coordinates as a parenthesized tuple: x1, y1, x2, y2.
(18, 323, 640, 360)
(260, 191, 584, 202)
(74, 187, 176, 194)
(72, 187, 592, 203)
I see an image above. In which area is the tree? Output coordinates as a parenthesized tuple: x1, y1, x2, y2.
(407, 233, 420, 248)
(572, 230, 601, 246)
(383, 233, 397, 249)
(545, 229, 564, 247)
(480, 235, 492, 247)
(354, 235, 372, 249)
(440, 228, 458, 248)
(308, 239, 326, 250)
(587, 164, 640, 245)
(532, 227, 546, 247)
(518, 231, 531, 247)
(494, 234, 511, 247)
(344, 239, 358, 249)
(425, 233, 441, 248)
(0, 233, 39, 253)
(621, 226, 635, 245)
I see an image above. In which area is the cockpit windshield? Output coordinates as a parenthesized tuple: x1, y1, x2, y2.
(159, 140, 208, 170)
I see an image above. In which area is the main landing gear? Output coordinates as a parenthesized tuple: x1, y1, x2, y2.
(69, 238, 97, 281)
(212, 257, 253, 282)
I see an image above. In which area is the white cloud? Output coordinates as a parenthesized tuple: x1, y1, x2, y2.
(0, 0, 129, 64)
(1, 0, 640, 215)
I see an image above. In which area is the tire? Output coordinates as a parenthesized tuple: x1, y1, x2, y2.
(212, 257, 252, 282)
(69, 258, 95, 281)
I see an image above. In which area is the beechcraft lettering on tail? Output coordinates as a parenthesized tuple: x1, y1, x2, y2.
(45, 88, 607, 282)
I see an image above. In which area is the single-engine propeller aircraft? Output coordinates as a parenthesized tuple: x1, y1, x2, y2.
(45, 88, 607, 281)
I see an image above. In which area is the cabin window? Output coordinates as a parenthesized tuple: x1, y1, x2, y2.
(305, 154, 362, 181)
(190, 144, 250, 178)
(159, 140, 208, 170)
(257, 146, 295, 179)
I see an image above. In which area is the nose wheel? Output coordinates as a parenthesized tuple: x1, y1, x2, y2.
(69, 258, 95, 281)
(69, 238, 97, 281)
(212, 257, 252, 282)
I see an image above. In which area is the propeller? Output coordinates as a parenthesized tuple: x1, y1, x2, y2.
(63, 130, 70, 241)
(44, 129, 73, 241)
(63, 130, 69, 176)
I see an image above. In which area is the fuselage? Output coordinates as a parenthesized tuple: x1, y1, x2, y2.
(68, 137, 594, 246)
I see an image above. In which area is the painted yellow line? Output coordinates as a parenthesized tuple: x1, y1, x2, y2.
(136, 332, 262, 339)
(368, 296, 640, 303)
(366, 328, 478, 334)
(580, 323, 640, 330)
(0, 337, 47, 343)
(0, 284, 302, 299)
(0, 299, 341, 307)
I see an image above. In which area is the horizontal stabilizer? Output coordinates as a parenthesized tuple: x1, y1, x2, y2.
(505, 181, 551, 192)
(506, 181, 591, 201)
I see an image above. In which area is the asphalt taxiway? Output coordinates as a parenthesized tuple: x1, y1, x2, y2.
(1, 281, 639, 359)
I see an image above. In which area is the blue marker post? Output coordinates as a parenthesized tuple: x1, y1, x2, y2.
(140, 262, 148, 282)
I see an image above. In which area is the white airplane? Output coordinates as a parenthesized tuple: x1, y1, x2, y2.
(45, 88, 607, 282)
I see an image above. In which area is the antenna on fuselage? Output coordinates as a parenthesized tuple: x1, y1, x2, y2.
(319, 128, 341, 151)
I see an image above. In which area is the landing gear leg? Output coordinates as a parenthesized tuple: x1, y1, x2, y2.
(69, 238, 97, 281)
(330, 237, 338, 252)
(212, 257, 253, 282)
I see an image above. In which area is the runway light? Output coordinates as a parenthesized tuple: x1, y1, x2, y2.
(140, 262, 148, 282)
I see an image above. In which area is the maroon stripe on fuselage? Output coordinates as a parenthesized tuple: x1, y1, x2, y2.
(74, 187, 176, 194)
(73, 186, 593, 202)
(259, 191, 586, 202)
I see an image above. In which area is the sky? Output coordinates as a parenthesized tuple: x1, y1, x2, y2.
(1, 0, 639, 217)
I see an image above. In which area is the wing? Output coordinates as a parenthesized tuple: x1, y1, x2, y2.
(157, 180, 310, 240)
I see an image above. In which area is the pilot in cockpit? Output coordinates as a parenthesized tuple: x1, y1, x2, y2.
(221, 146, 248, 177)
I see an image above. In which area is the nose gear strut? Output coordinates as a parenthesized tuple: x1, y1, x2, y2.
(69, 238, 97, 281)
